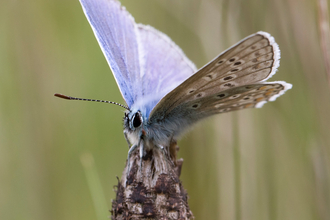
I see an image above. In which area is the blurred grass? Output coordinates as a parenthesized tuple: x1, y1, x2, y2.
(1, 0, 330, 219)
(80, 152, 109, 220)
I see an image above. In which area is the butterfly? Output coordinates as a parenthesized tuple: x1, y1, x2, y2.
(56, 0, 292, 172)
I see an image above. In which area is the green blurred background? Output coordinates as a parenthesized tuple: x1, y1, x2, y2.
(1, 0, 330, 219)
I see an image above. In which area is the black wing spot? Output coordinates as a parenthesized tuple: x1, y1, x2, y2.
(224, 83, 234, 87)
(191, 104, 200, 109)
(224, 76, 233, 81)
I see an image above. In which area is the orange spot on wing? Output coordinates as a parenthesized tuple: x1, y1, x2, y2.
(255, 97, 265, 102)
(265, 91, 274, 96)
(259, 86, 269, 90)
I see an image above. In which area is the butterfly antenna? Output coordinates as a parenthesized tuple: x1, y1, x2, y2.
(54, 93, 130, 110)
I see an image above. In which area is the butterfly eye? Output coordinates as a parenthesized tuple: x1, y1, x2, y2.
(132, 112, 142, 128)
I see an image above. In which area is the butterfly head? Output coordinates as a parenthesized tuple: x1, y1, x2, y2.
(124, 110, 150, 147)
(125, 110, 144, 131)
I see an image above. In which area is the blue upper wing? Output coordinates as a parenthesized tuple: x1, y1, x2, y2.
(80, 0, 141, 107)
(80, 0, 196, 117)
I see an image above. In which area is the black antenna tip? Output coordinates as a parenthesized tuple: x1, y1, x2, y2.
(54, 93, 71, 100)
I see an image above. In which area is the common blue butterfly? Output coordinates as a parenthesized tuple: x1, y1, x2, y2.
(56, 0, 292, 173)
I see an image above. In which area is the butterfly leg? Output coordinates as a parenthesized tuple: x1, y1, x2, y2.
(139, 138, 144, 171)
(127, 133, 144, 175)
(123, 130, 131, 149)
(127, 143, 138, 175)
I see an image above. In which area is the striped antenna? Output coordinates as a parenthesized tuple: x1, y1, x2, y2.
(54, 93, 130, 110)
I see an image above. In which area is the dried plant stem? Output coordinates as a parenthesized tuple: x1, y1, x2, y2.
(317, 0, 330, 87)
(111, 141, 193, 219)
